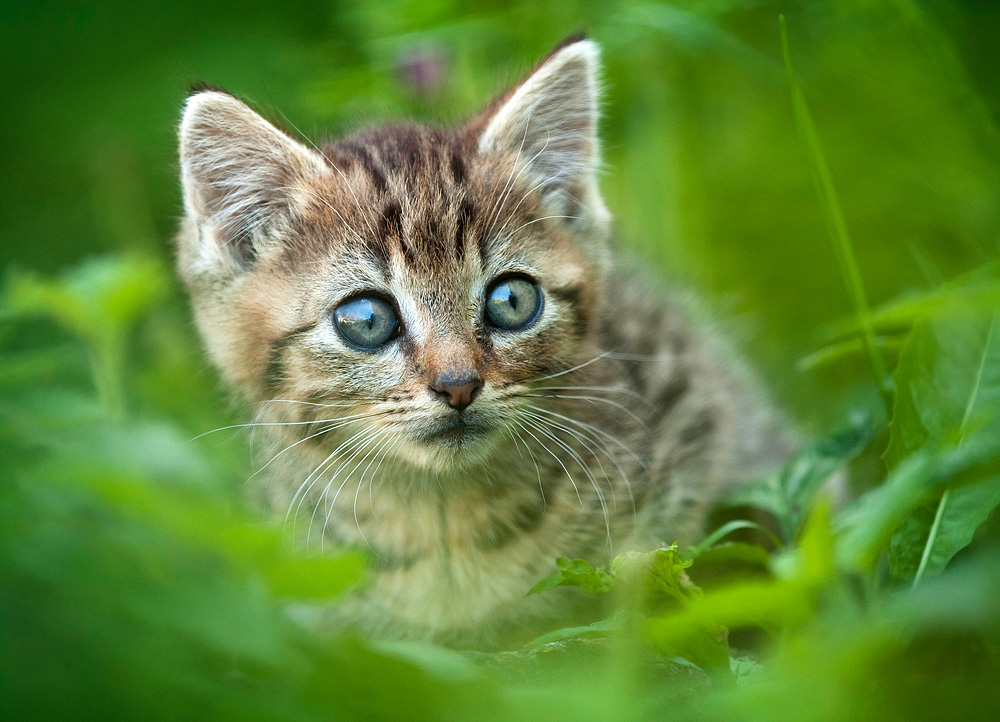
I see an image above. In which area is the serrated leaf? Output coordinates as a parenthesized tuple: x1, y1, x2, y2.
(527, 557, 615, 596)
(646, 505, 835, 675)
(646, 546, 697, 602)
(730, 656, 765, 686)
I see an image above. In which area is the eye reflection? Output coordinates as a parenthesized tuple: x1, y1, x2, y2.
(485, 276, 542, 331)
(333, 295, 399, 349)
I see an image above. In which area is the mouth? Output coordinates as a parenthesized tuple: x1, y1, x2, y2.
(418, 415, 487, 447)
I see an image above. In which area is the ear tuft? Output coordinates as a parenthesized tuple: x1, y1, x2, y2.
(178, 91, 329, 271)
(186, 80, 231, 97)
(476, 39, 606, 228)
(544, 32, 589, 58)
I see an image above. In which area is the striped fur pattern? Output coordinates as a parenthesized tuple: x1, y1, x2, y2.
(176, 38, 791, 646)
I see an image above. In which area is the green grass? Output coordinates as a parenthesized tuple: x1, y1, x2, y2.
(3, 1, 1000, 720)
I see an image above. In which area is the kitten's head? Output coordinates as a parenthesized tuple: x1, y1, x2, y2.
(177, 38, 611, 470)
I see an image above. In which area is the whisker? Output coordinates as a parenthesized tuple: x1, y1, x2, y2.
(372, 443, 406, 518)
(511, 415, 584, 509)
(367, 435, 401, 521)
(286, 425, 375, 525)
(529, 351, 617, 383)
(504, 425, 545, 508)
(290, 425, 378, 533)
(493, 165, 560, 238)
(520, 408, 616, 486)
(257, 398, 376, 408)
(276, 184, 367, 245)
(528, 384, 652, 404)
(351, 433, 401, 557)
(527, 404, 645, 468)
(521, 392, 650, 430)
(519, 414, 612, 548)
(504, 214, 580, 237)
(190, 411, 385, 441)
(313, 429, 387, 551)
(527, 350, 657, 385)
(250, 412, 388, 483)
(492, 155, 568, 239)
(525, 405, 638, 521)
(321, 431, 392, 554)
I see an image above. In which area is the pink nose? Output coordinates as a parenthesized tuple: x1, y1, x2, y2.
(430, 373, 482, 411)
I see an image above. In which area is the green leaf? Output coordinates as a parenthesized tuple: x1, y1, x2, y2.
(891, 482, 1000, 584)
(526, 610, 634, 648)
(693, 542, 772, 570)
(719, 475, 786, 521)
(886, 315, 1000, 467)
(837, 449, 938, 572)
(886, 279, 1000, 583)
(368, 639, 482, 683)
(830, 262, 1000, 338)
(730, 656, 765, 687)
(4, 255, 167, 337)
(527, 557, 615, 596)
(688, 520, 783, 559)
(3, 255, 168, 418)
(776, 416, 872, 536)
(839, 437, 1000, 574)
(644, 546, 697, 602)
(723, 416, 872, 541)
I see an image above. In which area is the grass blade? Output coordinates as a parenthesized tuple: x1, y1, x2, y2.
(779, 15, 893, 413)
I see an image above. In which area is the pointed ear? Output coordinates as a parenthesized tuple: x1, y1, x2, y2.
(178, 90, 330, 271)
(476, 39, 607, 229)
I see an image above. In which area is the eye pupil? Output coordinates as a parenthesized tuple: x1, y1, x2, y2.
(333, 295, 399, 350)
(485, 276, 541, 331)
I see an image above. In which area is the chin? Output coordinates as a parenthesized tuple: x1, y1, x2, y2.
(395, 422, 503, 472)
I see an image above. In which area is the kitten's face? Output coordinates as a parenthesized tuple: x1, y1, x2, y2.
(248, 133, 598, 468)
(178, 40, 609, 472)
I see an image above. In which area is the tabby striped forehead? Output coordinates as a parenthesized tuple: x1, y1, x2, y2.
(308, 124, 542, 277)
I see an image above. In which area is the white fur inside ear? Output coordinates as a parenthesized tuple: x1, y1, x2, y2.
(178, 91, 329, 268)
(477, 40, 605, 224)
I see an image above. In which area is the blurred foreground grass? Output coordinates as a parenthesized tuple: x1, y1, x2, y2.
(3, 1, 1000, 720)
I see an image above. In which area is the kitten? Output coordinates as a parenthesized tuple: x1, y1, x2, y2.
(176, 37, 791, 646)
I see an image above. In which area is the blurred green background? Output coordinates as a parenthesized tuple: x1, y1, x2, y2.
(4, 2, 1000, 721)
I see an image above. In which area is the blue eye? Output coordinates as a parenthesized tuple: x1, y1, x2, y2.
(485, 276, 542, 331)
(333, 295, 399, 350)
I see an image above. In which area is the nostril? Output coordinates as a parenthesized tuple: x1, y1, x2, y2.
(430, 374, 483, 411)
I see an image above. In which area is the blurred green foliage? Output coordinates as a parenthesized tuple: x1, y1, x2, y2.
(3, 1, 1000, 720)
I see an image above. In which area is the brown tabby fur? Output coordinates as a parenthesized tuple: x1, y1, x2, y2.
(176, 38, 791, 646)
